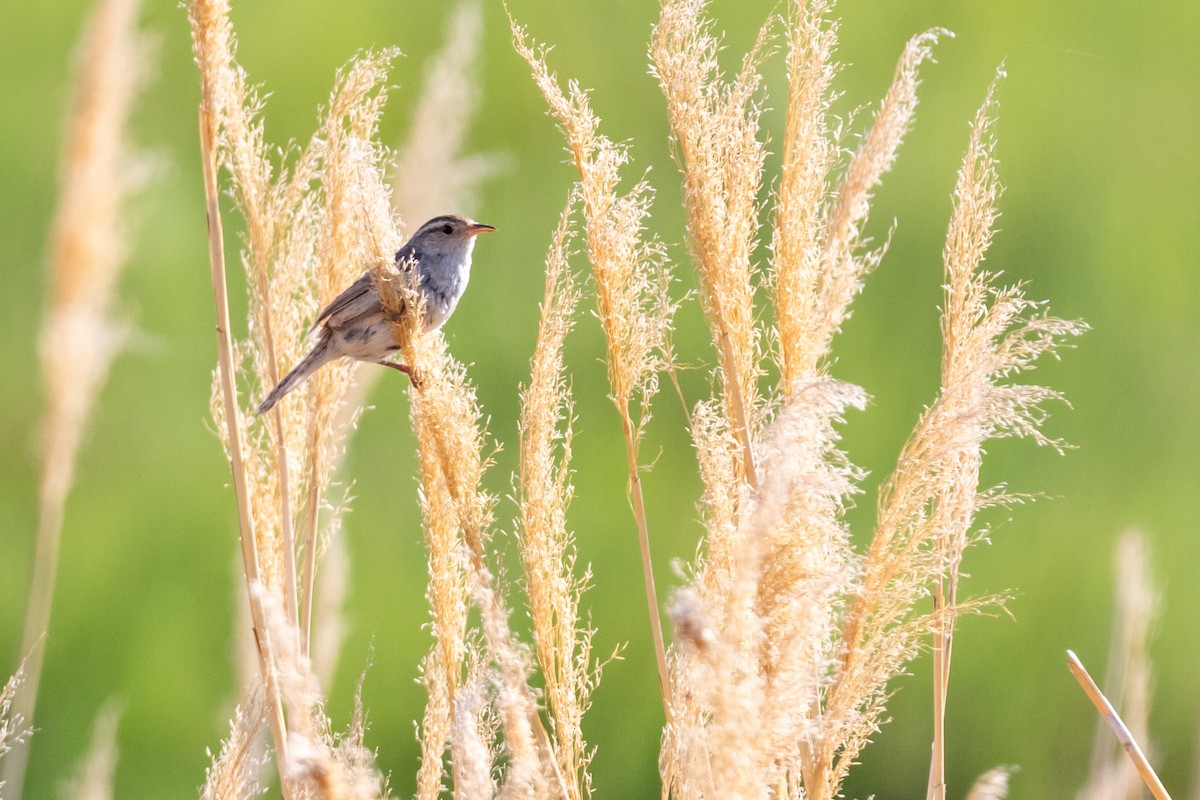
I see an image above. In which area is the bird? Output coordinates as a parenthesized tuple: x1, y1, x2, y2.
(255, 214, 495, 415)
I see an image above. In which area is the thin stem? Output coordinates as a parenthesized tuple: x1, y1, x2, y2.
(926, 582, 947, 800)
(403, 367, 571, 796)
(199, 108, 292, 797)
(716, 327, 759, 490)
(1067, 650, 1171, 800)
(414, 383, 573, 799)
(274, 408, 299, 630)
(299, 426, 321, 655)
(619, 405, 674, 723)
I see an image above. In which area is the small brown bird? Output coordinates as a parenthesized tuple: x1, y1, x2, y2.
(256, 214, 495, 415)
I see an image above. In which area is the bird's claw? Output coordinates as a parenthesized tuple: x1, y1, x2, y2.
(379, 360, 424, 390)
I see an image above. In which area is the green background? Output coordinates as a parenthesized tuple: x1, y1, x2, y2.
(2, 0, 1198, 797)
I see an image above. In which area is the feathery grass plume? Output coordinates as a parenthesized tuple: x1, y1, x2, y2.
(770, 0, 839, 388)
(450, 675, 499, 800)
(515, 205, 595, 799)
(966, 767, 1014, 800)
(663, 379, 866, 800)
(253, 584, 390, 800)
(297, 49, 403, 653)
(200, 692, 268, 800)
(651, 0, 770, 489)
(807, 74, 1085, 800)
(378, 285, 478, 797)
(190, 0, 405, 790)
(512, 18, 677, 718)
(771, 6, 946, 383)
(7, 0, 147, 794)
(1079, 531, 1159, 800)
(64, 704, 121, 800)
(379, 272, 569, 797)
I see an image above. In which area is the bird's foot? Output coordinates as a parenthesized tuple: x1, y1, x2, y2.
(379, 360, 423, 389)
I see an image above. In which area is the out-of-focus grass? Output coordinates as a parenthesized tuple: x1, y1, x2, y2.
(1, 1, 1198, 797)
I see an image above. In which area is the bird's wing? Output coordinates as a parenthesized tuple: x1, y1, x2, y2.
(312, 272, 382, 331)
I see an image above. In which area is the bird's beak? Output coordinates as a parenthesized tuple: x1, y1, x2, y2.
(467, 222, 497, 237)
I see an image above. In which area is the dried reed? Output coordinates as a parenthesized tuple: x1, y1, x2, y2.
(1068, 651, 1171, 800)
(382, 243, 574, 798)
(182, 0, 1087, 797)
(651, 0, 770, 489)
(6, 0, 147, 795)
(190, 0, 403, 793)
(516, 204, 594, 798)
(513, 17, 677, 720)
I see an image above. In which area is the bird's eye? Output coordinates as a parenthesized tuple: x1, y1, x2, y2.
(441, 224, 454, 235)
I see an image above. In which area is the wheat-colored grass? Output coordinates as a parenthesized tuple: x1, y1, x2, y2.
(513, 17, 677, 720)
(966, 767, 1015, 800)
(189, 0, 405, 793)
(199, 691, 268, 800)
(516, 204, 594, 799)
(1068, 651, 1171, 800)
(6, 0, 147, 795)
(382, 262, 573, 798)
(179, 1, 1089, 797)
(652, 0, 769, 489)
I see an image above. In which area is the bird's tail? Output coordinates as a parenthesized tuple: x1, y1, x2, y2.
(255, 335, 333, 416)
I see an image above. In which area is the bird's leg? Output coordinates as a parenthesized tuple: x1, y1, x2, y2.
(379, 360, 423, 389)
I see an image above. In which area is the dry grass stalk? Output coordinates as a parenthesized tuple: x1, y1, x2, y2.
(516, 205, 595, 798)
(770, 0, 839, 387)
(512, 19, 677, 720)
(1067, 651, 1171, 800)
(255, 584, 390, 800)
(64, 703, 121, 800)
(381, 274, 571, 797)
(663, 379, 866, 800)
(198, 105, 292, 796)
(7, 0, 147, 795)
(298, 49, 403, 653)
(190, 0, 403, 791)
(651, 0, 770, 489)
(772, 8, 945, 382)
(1079, 531, 1159, 800)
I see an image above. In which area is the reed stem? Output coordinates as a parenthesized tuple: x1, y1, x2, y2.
(199, 107, 292, 798)
(1068, 650, 1171, 800)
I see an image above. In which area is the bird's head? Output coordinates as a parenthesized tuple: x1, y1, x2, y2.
(409, 214, 496, 261)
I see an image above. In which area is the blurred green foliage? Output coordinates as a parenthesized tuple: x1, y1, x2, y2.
(2, 1, 1198, 797)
